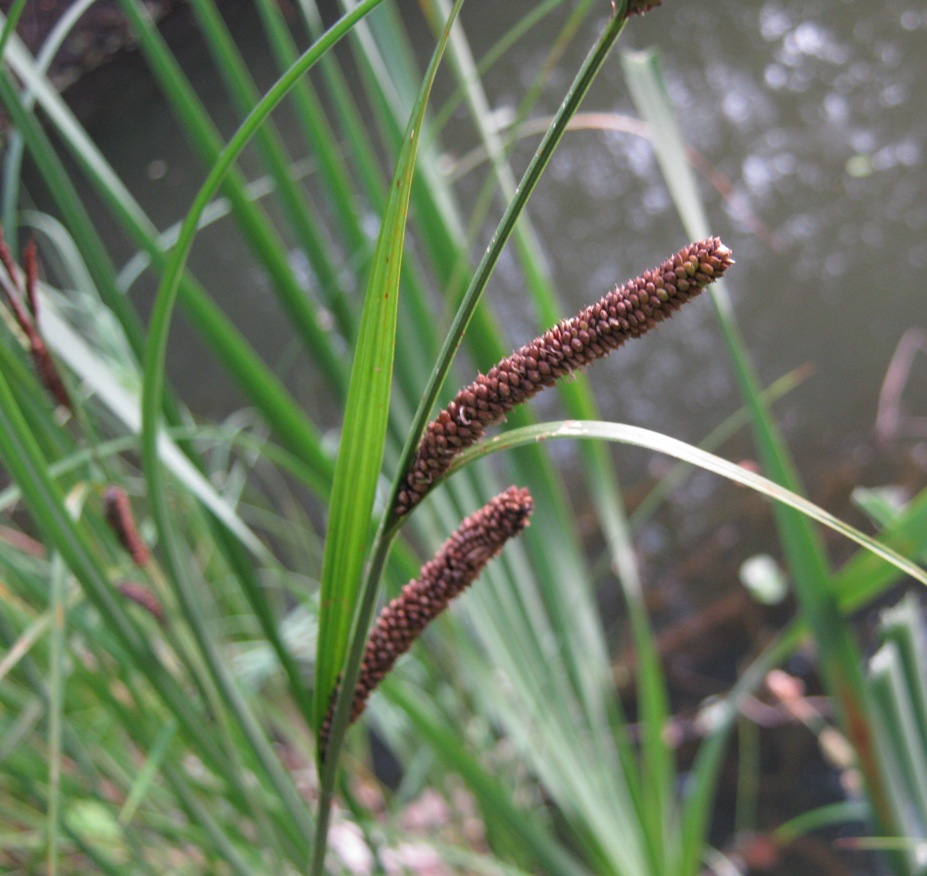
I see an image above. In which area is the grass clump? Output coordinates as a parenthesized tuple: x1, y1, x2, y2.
(1, 2, 925, 874)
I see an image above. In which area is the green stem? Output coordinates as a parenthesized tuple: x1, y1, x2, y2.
(385, 7, 631, 532)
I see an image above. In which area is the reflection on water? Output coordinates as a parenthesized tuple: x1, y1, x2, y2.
(56, 0, 926, 479)
(498, 0, 927, 466)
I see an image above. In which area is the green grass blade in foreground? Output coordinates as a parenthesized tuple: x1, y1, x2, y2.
(47, 553, 66, 876)
(310, 6, 467, 874)
(448, 421, 927, 587)
(621, 48, 900, 860)
(0, 0, 27, 74)
(332, 21, 642, 859)
(312, 0, 465, 740)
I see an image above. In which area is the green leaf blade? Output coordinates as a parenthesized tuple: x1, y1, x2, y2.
(311, 2, 466, 743)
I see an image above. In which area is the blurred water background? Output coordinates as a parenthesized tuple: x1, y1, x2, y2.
(52, 0, 926, 479)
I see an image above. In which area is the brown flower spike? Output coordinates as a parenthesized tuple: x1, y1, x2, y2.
(0, 228, 72, 412)
(320, 486, 533, 756)
(396, 237, 733, 516)
(104, 486, 151, 567)
(118, 581, 166, 626)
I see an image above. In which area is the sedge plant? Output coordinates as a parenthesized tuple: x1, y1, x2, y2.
(1, 1, 926, 874)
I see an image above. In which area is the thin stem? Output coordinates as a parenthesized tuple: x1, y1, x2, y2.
(383, 8, 631, 532)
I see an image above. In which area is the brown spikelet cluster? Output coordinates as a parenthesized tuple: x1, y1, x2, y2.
(104, 486, 151, 567)
(319, 486, 533, 757)
(0, 228, 72, 412)
(118, 581, 166, 626)
(396, 237, 733, 516)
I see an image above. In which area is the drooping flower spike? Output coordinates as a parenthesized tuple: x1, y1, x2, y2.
(320, 486, 533, 757)
(103, 487, 167, 624)
(117, 581, 166, 627)
(104, 486, 151, 568)
(396, 237, 733, 516)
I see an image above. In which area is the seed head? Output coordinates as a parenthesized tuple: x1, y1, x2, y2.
(104, 486, 150, 567)
(118, 581, 166, 626)
(396, 238, 733, 515)
(319, 486, 533, 757)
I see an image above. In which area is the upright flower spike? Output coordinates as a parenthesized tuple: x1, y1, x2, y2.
(320, 486, 533, 757)
(396, 237, 734, 516)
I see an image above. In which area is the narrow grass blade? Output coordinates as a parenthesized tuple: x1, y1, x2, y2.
(118, 721, 178, 827)
(46, 553, 67, 876)
(123, 5, 387, 787)
(312, 0, 465, 751)
(773, 801, 871, 847)
(448, 420, 927, 587)
(309, 6, 471, 873)
(0, 0, 27, 69)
